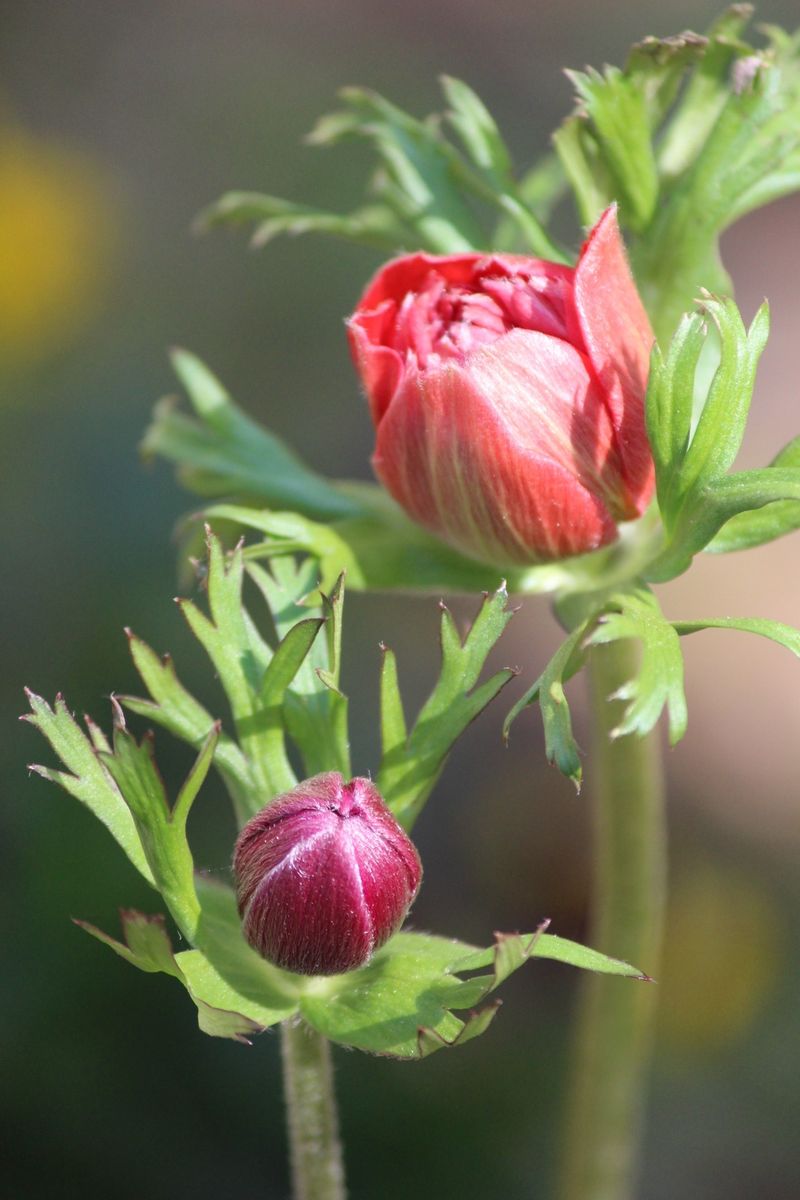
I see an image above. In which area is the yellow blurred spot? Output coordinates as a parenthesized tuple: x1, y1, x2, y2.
(658, 860, 784, 1056)
(0, 116, 116, 370)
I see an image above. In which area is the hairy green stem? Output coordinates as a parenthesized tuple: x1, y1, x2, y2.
(281, 1019, 347, 1200)
(557, 639, 667, 1200)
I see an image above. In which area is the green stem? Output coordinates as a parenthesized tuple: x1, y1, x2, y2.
(281, 1019, 347, 1200)
(557, 639, 667, 1200)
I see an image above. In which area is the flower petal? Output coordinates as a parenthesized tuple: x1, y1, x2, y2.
(373, 334, 619, 564)
(573, 205, 655, 512)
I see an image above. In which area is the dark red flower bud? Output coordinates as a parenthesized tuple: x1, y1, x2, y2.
(233, 773, 422, 976)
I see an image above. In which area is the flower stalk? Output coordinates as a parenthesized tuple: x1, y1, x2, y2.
(558, 637, 667, 1200)
(281, 1019, 347, 1200)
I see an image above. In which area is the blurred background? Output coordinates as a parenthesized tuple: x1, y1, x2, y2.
(3, 1, 799, 1196)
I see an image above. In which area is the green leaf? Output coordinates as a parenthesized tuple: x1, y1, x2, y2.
(119, 629, 254, 825)
(441, 75, 567, 259)
(503, 621, 589, 789)
(143, 350, 359, 521)
(669, 297, 769, 511)
(706, 436, 800, 553)
(196, 191, 411, 252)
(309, 86, 485, 252)
(647, 466, 800, 582)
(673, 616, 800, 660)
(182, 875, 302, 1030)
(565, 65, 659, 231)
(175, 530, 327, 812)
(585, 587, 687, 745)
(645, 311, 706, 526)
(376, 586, 516, 830)
(300, 926, 644, 1059)
(24, 691, 155, 886)
(99, 723, 208, 938)
(647, 295, 770, 531)
(656, 6, 755, 176)
(76, 908, 274, 1044)
(74, 910, 182, 978)
(552, 116, 614, 228)
(247, 561, 351, 777)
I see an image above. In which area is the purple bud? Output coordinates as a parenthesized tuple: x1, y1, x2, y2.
(233, 772, 422, 976)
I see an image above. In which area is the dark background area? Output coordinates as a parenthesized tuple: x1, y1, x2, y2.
(2, 2, 799, 1197)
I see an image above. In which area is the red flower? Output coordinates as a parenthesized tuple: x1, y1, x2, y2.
(233, 773, 422, 976)
(347, 206, 654, 565)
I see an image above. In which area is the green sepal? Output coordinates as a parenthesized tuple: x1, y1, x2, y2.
(705, 436, 800, 553)
(376, 585, 517, 830)
(24, 691, 155, 887)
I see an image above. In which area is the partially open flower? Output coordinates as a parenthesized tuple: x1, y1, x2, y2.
(347, 205, 654, 565)
(233, 773, 422, 976)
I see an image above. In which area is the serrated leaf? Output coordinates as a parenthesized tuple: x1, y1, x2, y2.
(74, 910, 182, 977)
(706, 436, 800, 553)
(503, 621, 589, 788)
(24, 691, 155, 886)
(300, 926, 644, 1059)
(99, 725, 203, 938)
(76, 908, 271, 1043)
(377, 586, 516, 830)
(246, 560, 351, 778)
(119, 629, 254, 825)
(586, 587, 687, 745)
(645, 311, 706, 526)
(175, 530, 328, 811)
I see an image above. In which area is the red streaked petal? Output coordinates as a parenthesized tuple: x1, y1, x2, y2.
(373, 345, 619, 564)
(574, 205, 655, 511)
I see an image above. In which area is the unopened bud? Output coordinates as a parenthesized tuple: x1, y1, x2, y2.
(233, 772, 422, 975)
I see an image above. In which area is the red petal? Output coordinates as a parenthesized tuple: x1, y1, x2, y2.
(373, 332, 620, 564)
(573, 205, 655, 513)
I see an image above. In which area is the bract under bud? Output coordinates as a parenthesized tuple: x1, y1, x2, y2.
(233, 773, 422, 976)
(347, 205, 655, 566)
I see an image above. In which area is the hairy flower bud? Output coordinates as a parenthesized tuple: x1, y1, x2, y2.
(233, 773, 422, 976)
(347, 205, 655, 566)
